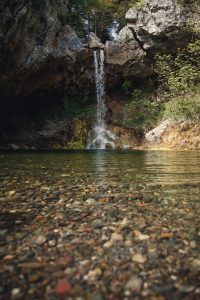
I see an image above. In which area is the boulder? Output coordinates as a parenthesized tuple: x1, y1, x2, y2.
(145, 119, 175, 142)
(0, 0, 93, 97)
(115, 26, 135, 42)
(88, 32, 104, 49)
(105, 26, 145, 66)
(105, 25, 153, 83)
(104, 0, 190, 87)
(125, 0, 188, 52)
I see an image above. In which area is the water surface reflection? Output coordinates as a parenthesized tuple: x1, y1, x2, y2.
(1, 150, 200, 201)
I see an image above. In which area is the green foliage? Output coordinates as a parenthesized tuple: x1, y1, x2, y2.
(155, 24, 200, 122)
(163, 90, 200, 121)
(155, 29, 200, 98)
(67, 141, 85, 149)
(68, 0, 112, 37)
(61, 90, 95, 121)
(34, 90, 94, 129)
(111, 0, 145, 26)
(178, 0, 199, 9)
(58, 10, 68, 25)
(123, 82, 162, 128)
(122, 79, 133, 95)
(67, 118, 89, 149)
(68, 0, 145, 38)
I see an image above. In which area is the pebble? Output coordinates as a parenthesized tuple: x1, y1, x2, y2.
(190, 241, 197, 248)
(1, 153, 200, 300)
(162, 199, 169, 206)
(125, 276, 142, 292)
(103, 241, 113, 248)
(87, 268, 102, 280)
(132, 254, 147, 263)
(191, 258, 200, 268)
(55, 279, 71, 296)
(85, 198, 97, 205)
(111, 232, 123, 242)
(124, 240, 133, 247)
(11, 288, 20, 298)
(48, 240, 56, 246)
(8, 190, 16, 197)
(35, 235, 46, 245)
(120, 217, 129, 229)
(134, 230, 150, 240)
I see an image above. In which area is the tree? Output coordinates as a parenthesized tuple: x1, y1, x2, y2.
(68, 0, 112, 38)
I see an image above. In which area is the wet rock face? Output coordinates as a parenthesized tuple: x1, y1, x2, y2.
(0, 0, 93, 97)
(125, 0, 187, 52)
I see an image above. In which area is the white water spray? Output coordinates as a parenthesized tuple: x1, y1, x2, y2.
(107, 20, 119, 41)
(87, 50, 116, 149)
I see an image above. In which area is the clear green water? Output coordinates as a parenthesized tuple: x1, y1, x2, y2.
(1, 150, 200, 201)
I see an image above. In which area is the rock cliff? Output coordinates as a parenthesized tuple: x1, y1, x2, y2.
(105, 0, 191, 84)
(0, 0, 93, 97)
(125, 0, 187, 52)
(0, 0, 194, 97)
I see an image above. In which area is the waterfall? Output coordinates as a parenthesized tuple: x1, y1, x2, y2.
(107, 20, 119, 41)
(87, 50, 116, 149)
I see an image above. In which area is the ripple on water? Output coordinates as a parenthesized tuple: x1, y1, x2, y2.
(0, 150, 200, 202)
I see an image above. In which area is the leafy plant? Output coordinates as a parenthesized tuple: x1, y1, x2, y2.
(155, 26, 200, 98)
(61, 91, 95, 120)
(123, 82, 162, 128)
(67, 0, 146, 38)
(163, 89, 200, 121)
(67, 0, 113, 37)
(110, 0, 145, 27)
(122, 79, 133, 95)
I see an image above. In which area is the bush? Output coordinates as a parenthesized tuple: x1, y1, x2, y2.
(163, 91, 200, 121)
(67, 0, 113, 37)
(155, 29, 200, 98)
(123, 82, 162, 128)
(122, 79, 133, 95)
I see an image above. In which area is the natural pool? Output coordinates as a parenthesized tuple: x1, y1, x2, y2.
(0, 150, 200, 299)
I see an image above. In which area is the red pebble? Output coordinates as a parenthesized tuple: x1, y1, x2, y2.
(56, 279, 71, 296)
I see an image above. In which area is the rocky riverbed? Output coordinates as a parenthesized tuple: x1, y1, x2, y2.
(0, 151, 200, 299)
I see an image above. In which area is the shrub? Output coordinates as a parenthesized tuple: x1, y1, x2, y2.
(155, 28, 200, 98)
(123, 82, 162, 128)
(122, 79, 133, 95)
(67, 0, 113, 37)
(163, 90, 200, 121)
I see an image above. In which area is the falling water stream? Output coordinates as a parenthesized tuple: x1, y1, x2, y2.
(87, 50, 116, 149)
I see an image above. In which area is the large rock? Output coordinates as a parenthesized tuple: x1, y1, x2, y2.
(105, 26, 154, 85)
(126, 0, 188, 52)
(105, 0, 190, 86)
(88, 32, 104, 49)
(145, 119, 175, 142)
(105, 27, 144, 66)
(0, 0, 93, 97)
